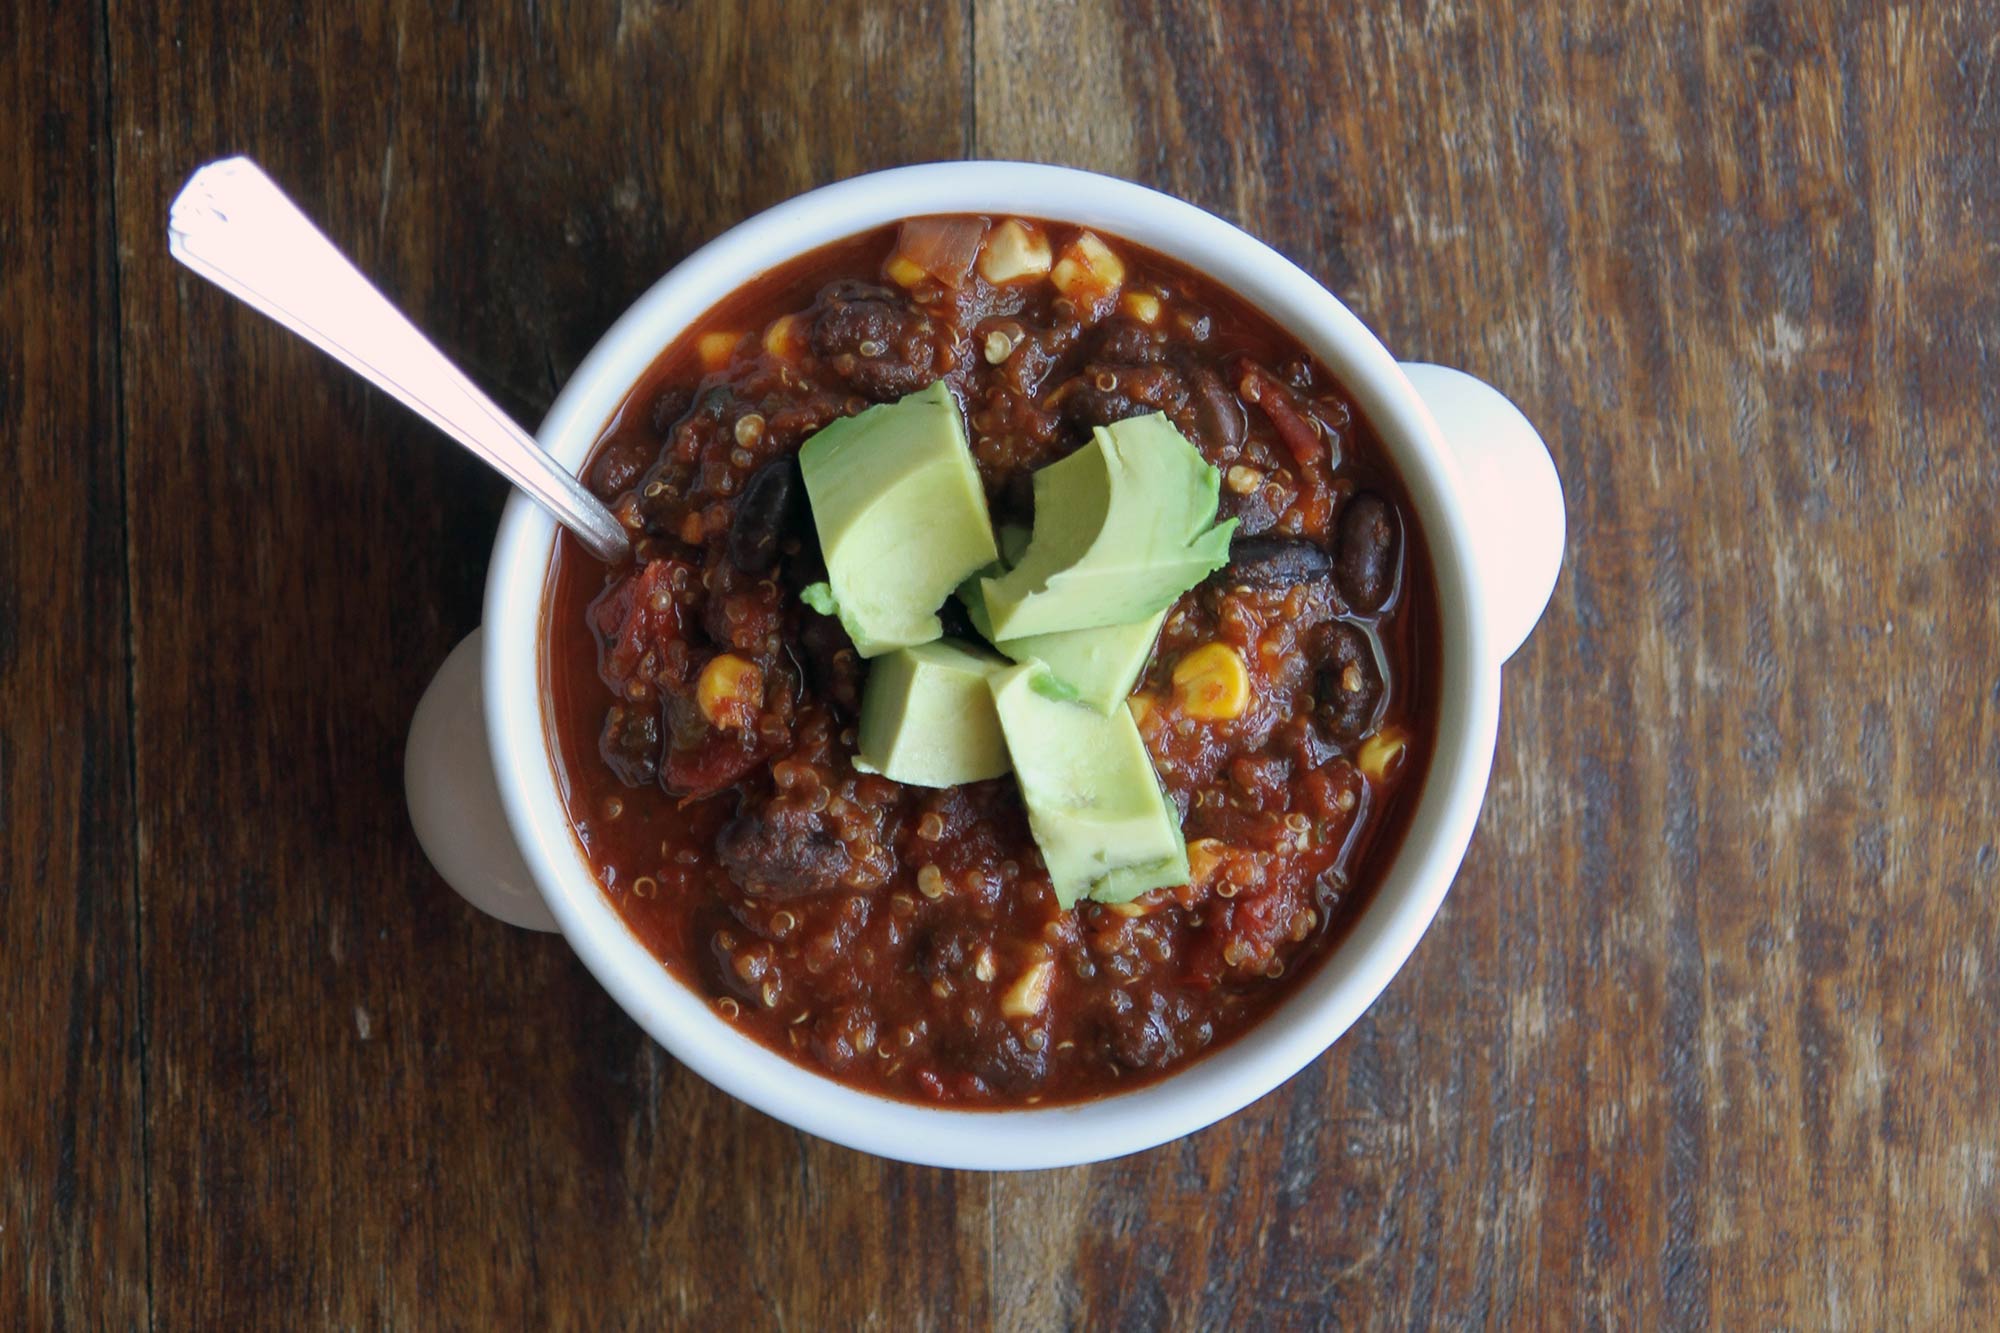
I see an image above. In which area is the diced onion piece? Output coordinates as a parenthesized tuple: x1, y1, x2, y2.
(892, 216, 988, 289)
(1357, 726, 1409, 782)
(1171, 643, 1250, 720)
(885, 254, 928, 288)
(696, 654, 763, 729)
(762, 313, 803, 360)
(1119, 290, 1161, 325)
(999, 959, 1055, 1018)
(1051, 230, 1125, 307)
(978, 219, 1054, 284)
(697, 331, 743, 372)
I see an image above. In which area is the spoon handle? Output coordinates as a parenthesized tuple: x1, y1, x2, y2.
(167, 156, 631, 564)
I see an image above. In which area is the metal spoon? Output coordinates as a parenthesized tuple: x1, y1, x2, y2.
(167, 156, 631, 564)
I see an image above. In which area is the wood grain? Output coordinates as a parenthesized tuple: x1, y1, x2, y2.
(0, 2, 149, 1327)
(4, 0, 1996, 1326)
(978, 1, 2000, 1327)
(105, 0, 983, 1327)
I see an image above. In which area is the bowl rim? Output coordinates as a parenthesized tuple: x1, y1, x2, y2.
(483, 160, 1500, 1170)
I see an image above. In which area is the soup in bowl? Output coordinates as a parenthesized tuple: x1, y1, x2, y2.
(406, 162, 1563, 1168)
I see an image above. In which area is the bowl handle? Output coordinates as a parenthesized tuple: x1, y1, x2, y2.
(405, 628, 561, 931)
(1398, 363, 1565, 664)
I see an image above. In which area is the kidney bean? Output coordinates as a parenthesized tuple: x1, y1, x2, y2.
(727, 458, 801, 574)
(1335, 492, 1398, 612)
(1214, 535, 1335, 589)
(1313, 621, 1382, 742)
(1191, 368, 1246, 456)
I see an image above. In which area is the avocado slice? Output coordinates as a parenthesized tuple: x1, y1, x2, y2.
(976, 414, 1235, 641)
(959, 526, 1168, 714)
(854, 639, 1011, 787)
(987, 662, 1189, 907)
(798, 382, 999, 657)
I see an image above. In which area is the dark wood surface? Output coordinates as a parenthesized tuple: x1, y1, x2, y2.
(5, 0, 1996, 1326)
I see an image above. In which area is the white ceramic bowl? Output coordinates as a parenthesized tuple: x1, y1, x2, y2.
(404, 162, 1564, 1170)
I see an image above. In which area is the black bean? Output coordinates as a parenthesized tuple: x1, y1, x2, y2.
(992, 470, 1036, 528)
(810, 281, 940, 401)
(940, 1021, 1048, 1095)
(1217, 484, 1278, 537)
(1313, 621, 1383, 742)
(1098, 987, 1195, 1071)
(586, 433, 657, 501)
(797, 610, 862, 718)
(914, 922, 982, 981)
(716, 802, 851, 899)
(1059, 363, 1186, 429)
(1093, 319, 1168, 365)
(597, 703, 661, 786)
(1335, 492, 1399, 612)
(727, 458, 801, 573)
(1215, 535, 1335, 589)
(648, 385, 694, 437)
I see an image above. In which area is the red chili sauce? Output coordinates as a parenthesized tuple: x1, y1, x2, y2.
(543, 217, 1438, 1106)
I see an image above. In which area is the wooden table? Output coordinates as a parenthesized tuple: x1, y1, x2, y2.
(7, 1, 1996, 1325)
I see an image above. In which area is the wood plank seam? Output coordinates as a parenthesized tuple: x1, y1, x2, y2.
(95, 0, 156, 1325)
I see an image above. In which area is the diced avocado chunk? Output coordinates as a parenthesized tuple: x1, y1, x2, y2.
(987, 663, 1189, 908)
(854, 639, 1011, 787)
(1001, 611, 1167, 714)
(958, 525, 1167, 714)
(996, 522, 1032, 566)
(976, 414, 1235, 641)
(798, 382, 999, 657)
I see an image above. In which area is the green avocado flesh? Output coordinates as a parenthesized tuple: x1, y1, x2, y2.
(798, 382, 999, 657)
(958, 537, 1167, 715)
(975, 414, 1235, 641)
(987, 663, 1189, 908)
(855, 639, 1011, 787)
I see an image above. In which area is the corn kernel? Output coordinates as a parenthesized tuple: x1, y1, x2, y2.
(979, 219, 1054, 284)
(1226, 465, 1263, 495)
(1050, 230, 1125, 305)
(999, 960, 1055, 1018)
(1171, 643, 1250, 720)
(885, 254, 928, 288)
(761, 314, 802, 360)
(696, 654, 763, 729)
(1357, 726, 1409, 782)
(1126, 693, 1155, 728)
(1187, 838, 1228, 887)
(697, 331, 742, 372)
(1119, 290, 1161, 324)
